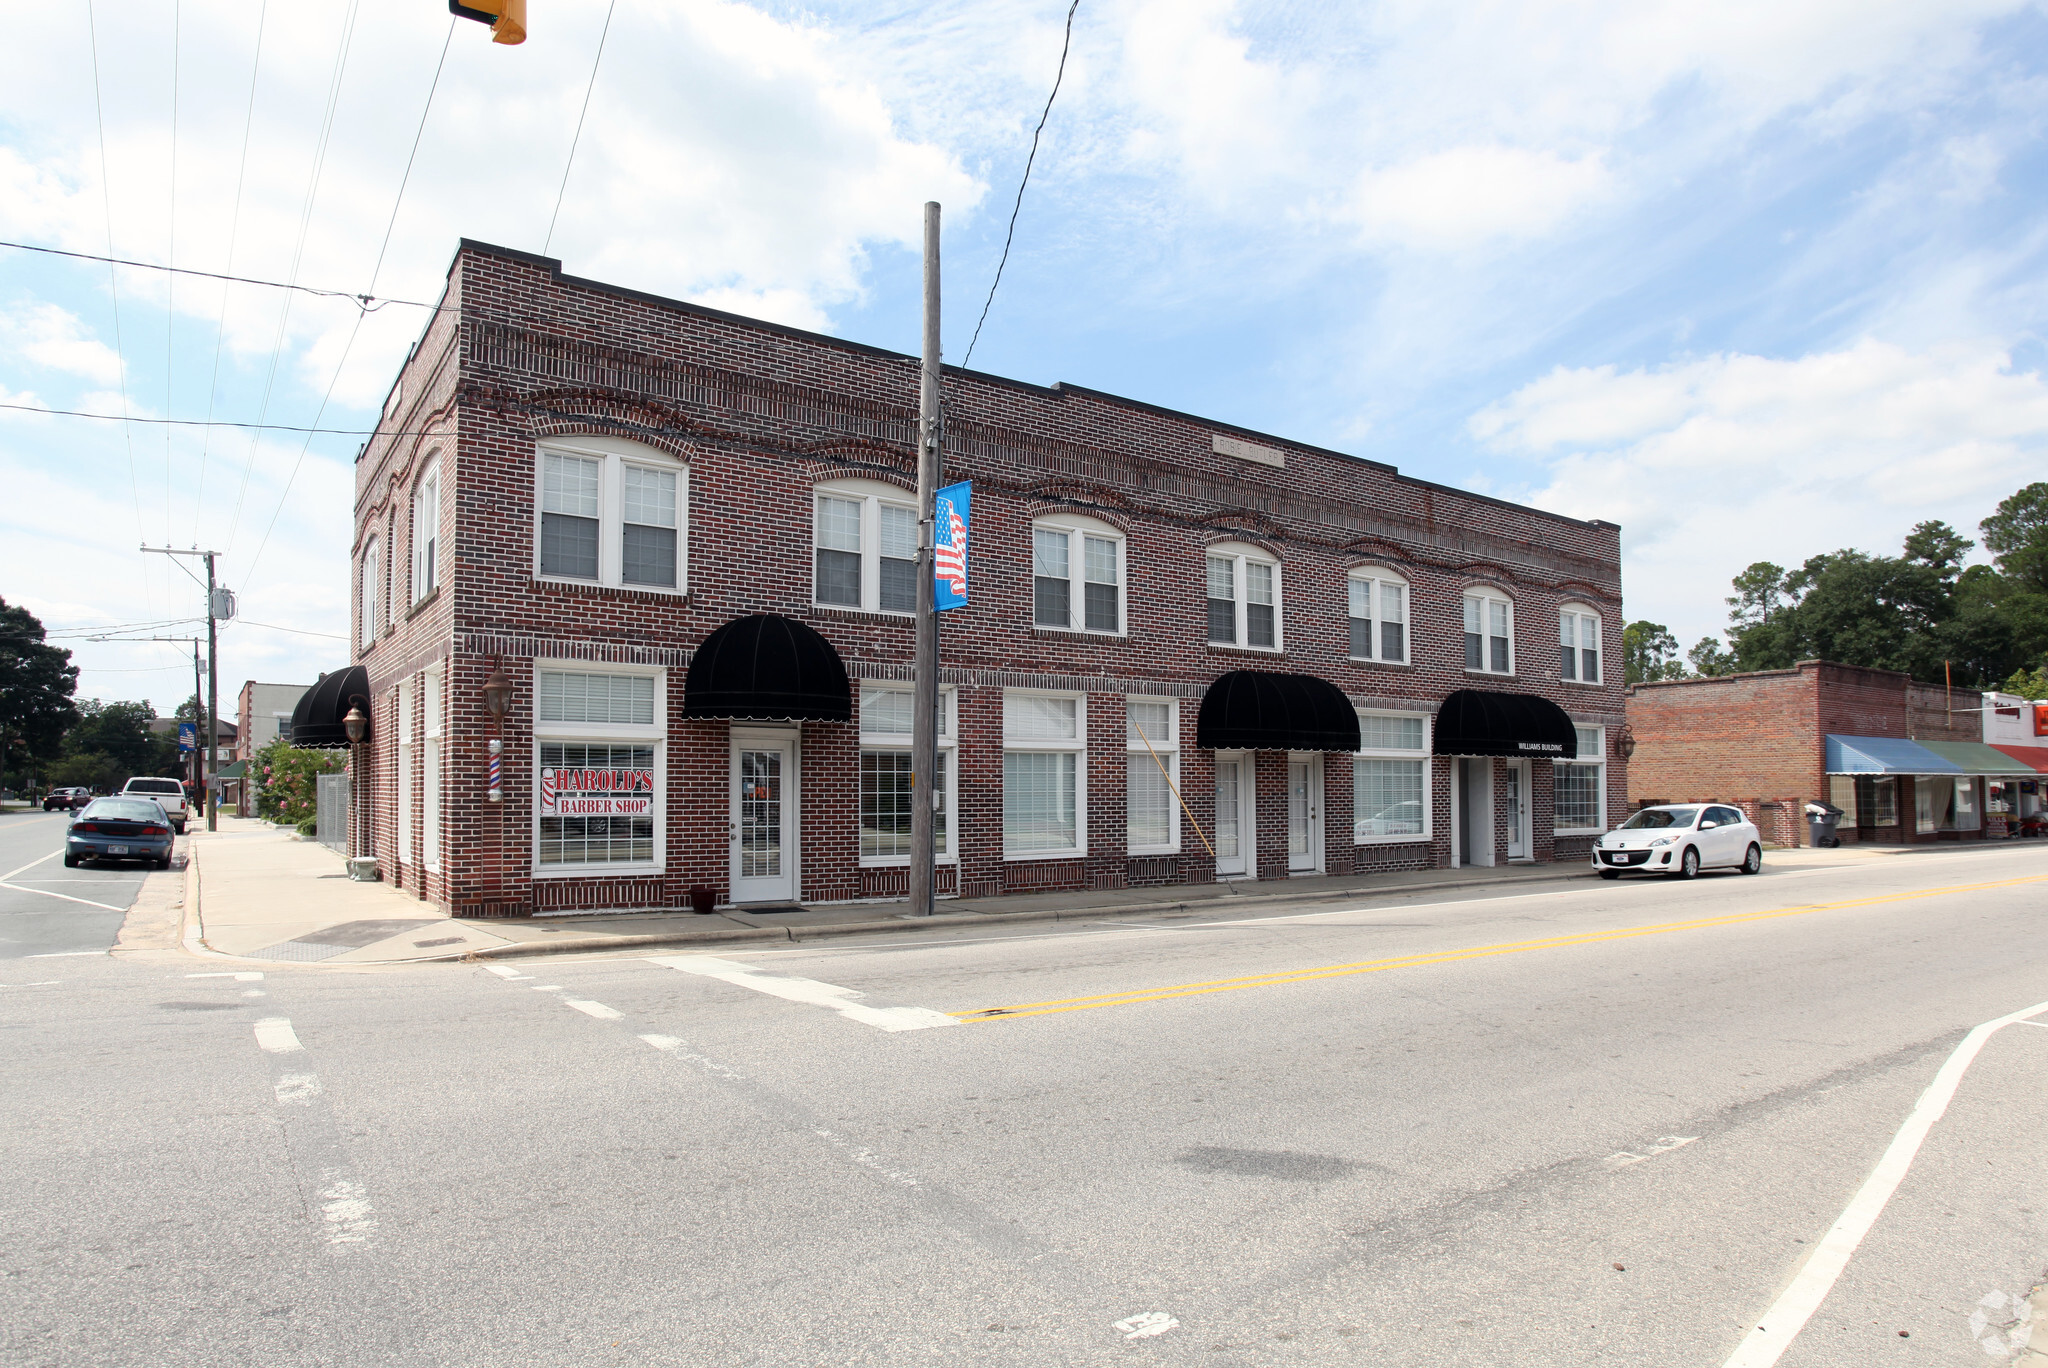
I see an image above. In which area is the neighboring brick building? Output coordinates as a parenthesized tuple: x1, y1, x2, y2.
(1626, 661, 2029, 844)
(322, 240, 1629, 917)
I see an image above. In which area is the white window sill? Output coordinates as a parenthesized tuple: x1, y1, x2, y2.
(859, 856, 961, 868)
(1347, 655, 1413, 668)
(1032, 624, 1127, 640)
(535, 574, 688, 599)
(1003, 849, 1087, 861)
(1464, 668, 1515, 678)
(1354, 834, 1431, 845)
(1560, 677, 1606, 688)
(1207, 642, 1285, 656)
(1554, 827, 1603, 837)
(1128, 845, 1181, 858)
(532, 862, 662, 879)
(812, 602, 913, 623)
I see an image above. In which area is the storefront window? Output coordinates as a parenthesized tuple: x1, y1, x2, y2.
(1004, 692, 1084, 857)
(538, 742, 655, 864)
(1914, 777, 1979, 833)
(1353, 711, 1429, 841)
(1553, 725, 1605, 832)
(858, 684, 953, 862)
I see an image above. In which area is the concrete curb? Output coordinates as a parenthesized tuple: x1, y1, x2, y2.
(449, 866, 1600, 964)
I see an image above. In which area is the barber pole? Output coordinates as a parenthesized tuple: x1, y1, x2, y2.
(488, 737, 503, 802)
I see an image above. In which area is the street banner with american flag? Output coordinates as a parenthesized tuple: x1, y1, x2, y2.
(933, 481, 971, 611)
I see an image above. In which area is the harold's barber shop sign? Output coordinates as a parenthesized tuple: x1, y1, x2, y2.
(540, 767, 655, 817)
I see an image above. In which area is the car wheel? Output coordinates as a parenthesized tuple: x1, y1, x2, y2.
(155, 855, 173, 870)
(1676, 846, 1701, 879)
(1598, 869, 1621, 880)
(1740, 843, 1762, 875)
(173, 822, 186, 835)
(62, 852, 79, 868)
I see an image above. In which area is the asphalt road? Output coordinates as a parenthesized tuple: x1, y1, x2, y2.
(0, 811, 157, 961)
(4, 841, 2046, 1366)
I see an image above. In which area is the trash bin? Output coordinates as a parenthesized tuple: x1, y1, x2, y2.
(1804, 800, 1844, 849)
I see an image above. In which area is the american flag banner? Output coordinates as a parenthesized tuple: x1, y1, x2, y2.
(933, 481, 971, 611)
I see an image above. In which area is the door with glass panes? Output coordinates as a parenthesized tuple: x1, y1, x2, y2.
(730, 731, 797, 903)
(1214, 753, 1251, 877)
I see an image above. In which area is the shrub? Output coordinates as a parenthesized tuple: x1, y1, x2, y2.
(252, 738, 347, 826)
(296, 816, 319, 838)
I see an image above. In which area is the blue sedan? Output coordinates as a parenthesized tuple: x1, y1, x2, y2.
(66, 797, 176, 870)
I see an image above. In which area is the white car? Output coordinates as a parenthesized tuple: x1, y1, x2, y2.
(1591, 803, 1762, 880)
(122, 776, 190, 834)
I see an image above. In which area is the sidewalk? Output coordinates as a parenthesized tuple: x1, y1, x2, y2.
(179, 818, 2047, 968)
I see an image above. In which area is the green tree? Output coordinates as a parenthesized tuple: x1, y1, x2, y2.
(65, 699, 178, 788)
(2003, 665, 2048, 700)
(1622, 621, 1687, 683)
(1688, 636, 1734, 677)
(1981, 481, 2048, 594)
(0, 597, 80, 794)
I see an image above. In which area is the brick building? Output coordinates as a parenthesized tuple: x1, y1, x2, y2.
(318, 241, 1629, 916)
(1626, 661, 2034, 844)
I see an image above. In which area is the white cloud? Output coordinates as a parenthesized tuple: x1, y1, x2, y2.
(1471, 338, 2048, 641)
(1346, 147, 1611, 250)
(0, 301, 123, 385)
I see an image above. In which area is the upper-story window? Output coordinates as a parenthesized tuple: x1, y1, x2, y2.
(1463, 589, 1513, 674)
(814, 479, 917, 615)
(1560, 606, 1601, 684)
(537, 436, 687, 592)
(411, 458, 439, 603)
(1206, 542, 1282, 651)
(1347, 568, 1407, 664)
(359, 538, 380, 649)
(1033, 515, 1124, 634)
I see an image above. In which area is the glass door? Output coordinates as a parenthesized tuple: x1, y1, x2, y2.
(1214, 754, 1249, 877)
(1287, 756, 1320, 872)
(1504, 761, 1527, 860)
(731, 733, 796, 903)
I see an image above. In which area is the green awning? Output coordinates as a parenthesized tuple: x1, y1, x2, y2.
(1913, 740, 2037, 776)
(213, 760, 248, 779)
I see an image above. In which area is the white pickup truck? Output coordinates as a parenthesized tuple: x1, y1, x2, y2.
(122, 777, 191, 834)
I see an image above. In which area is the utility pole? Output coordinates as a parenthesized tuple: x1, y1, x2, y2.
(142, 546, 225, 832)
(908, 202, 943, 919)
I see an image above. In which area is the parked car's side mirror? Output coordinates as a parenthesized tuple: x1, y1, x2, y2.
(1699, 820, 1718, 829)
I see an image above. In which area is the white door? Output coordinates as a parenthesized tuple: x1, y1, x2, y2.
(1504, 761, 1528, 860)
(1288, 756, 1321, 872)
(1214, 753, 1250, 878)
(731, 733, 797, 903)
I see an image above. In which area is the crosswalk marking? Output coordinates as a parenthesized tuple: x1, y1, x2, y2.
(648, 955, 958, 1032)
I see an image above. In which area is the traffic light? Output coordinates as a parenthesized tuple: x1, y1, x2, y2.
(449, 0, 525, 44)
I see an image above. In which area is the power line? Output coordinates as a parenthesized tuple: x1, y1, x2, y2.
(544, 0, 618, 256)
(0, 242, 440, 313)
(962, 0, 1080, 369)
(234, 619, 345, 640)
(243, 16, 457, 592)
(83, 0, 150, 619)
(0, 402, 396, 433)
(194, 0, 273, 543)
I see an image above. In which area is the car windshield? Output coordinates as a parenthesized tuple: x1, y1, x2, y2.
(82, 800, 165, 822)
(1621, 807, 1699, 830)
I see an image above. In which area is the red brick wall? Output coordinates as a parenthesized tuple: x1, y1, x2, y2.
(350, 242, 1630, 913)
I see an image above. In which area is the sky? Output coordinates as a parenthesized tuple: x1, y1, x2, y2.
(4, 0, 2047, 708)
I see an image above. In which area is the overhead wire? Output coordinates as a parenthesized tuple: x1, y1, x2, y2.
(192, 0, 271, 543)
(84, 0, 154, 620)
(0, 243, 442, 313)
(223, 0, 364, 560)
(242, 16, 457, 593)
(544, 0, 618, 256)
(0, 402, 422, 433)
(963, 0, 1080, 369)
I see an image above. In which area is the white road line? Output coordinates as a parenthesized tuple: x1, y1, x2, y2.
(650, 954, 959, 1032)
(563, 998, 623, 1020)
(28, 950, 108, 958)
(0, 883, 126, 911)
(253, 1018, 305, 1054)
(636, 1033, 746, 1079)
(483, 964, 527, 979)
(1722, 996, 2048, 1368)
(0, 851, 59, 883)
(1, 981, 62, 988)
(274, 1072, 324, 1104)
(2015, 1019, 2048, 1031)
(1603, 1135, 1698, 1169)
(188, 971, 263, 981)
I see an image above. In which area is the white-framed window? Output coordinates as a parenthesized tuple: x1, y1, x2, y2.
(1560, 605, 1602, 684)
(359, 538, 380, 649)
(422, 665, 443, 871)
(813, 478, 917, 615)
(384, 512, 397, 627)
(1004, 690, 1087, 858)
(532, 663, 665, 874)
(1554, 725, 1605, 833)
(411, 459, 440, 604)
(858, 683, 958, 864)
(1126, 697, 1180, 854)
(1463, 589, 1514, 674)
(1033, 515, 1125, 634)
(397, 678, 414, 865)
(1353, 710, 1431, 842)
(1347, 568, 1408, 664)
(1206, 541, 1282, 651)
(536, 436, 688, 592)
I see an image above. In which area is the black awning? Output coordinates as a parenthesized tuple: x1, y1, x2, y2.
(683, 614, 852, 723)
(1195, 671, 1361, 752)
(1433, 689, 1577, 758)
(290, 665, 373, 749)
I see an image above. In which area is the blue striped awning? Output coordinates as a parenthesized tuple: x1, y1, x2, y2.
(1825, 735, 1963, 775)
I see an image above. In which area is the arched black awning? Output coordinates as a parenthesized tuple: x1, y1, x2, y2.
(1196, 671, 1361, 751)
(290, 665, 373, 749)
(683, 614, 852, 723)
(1433, 689, 1577, 758)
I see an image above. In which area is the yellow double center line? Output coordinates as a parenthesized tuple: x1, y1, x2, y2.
(950, 872, 2048, 1024)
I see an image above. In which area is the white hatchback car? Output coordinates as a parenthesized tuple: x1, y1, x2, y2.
(1591, 803, 1762, 880)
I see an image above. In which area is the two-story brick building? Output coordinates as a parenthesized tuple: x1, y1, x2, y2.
(318, 241, 1628, 916)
